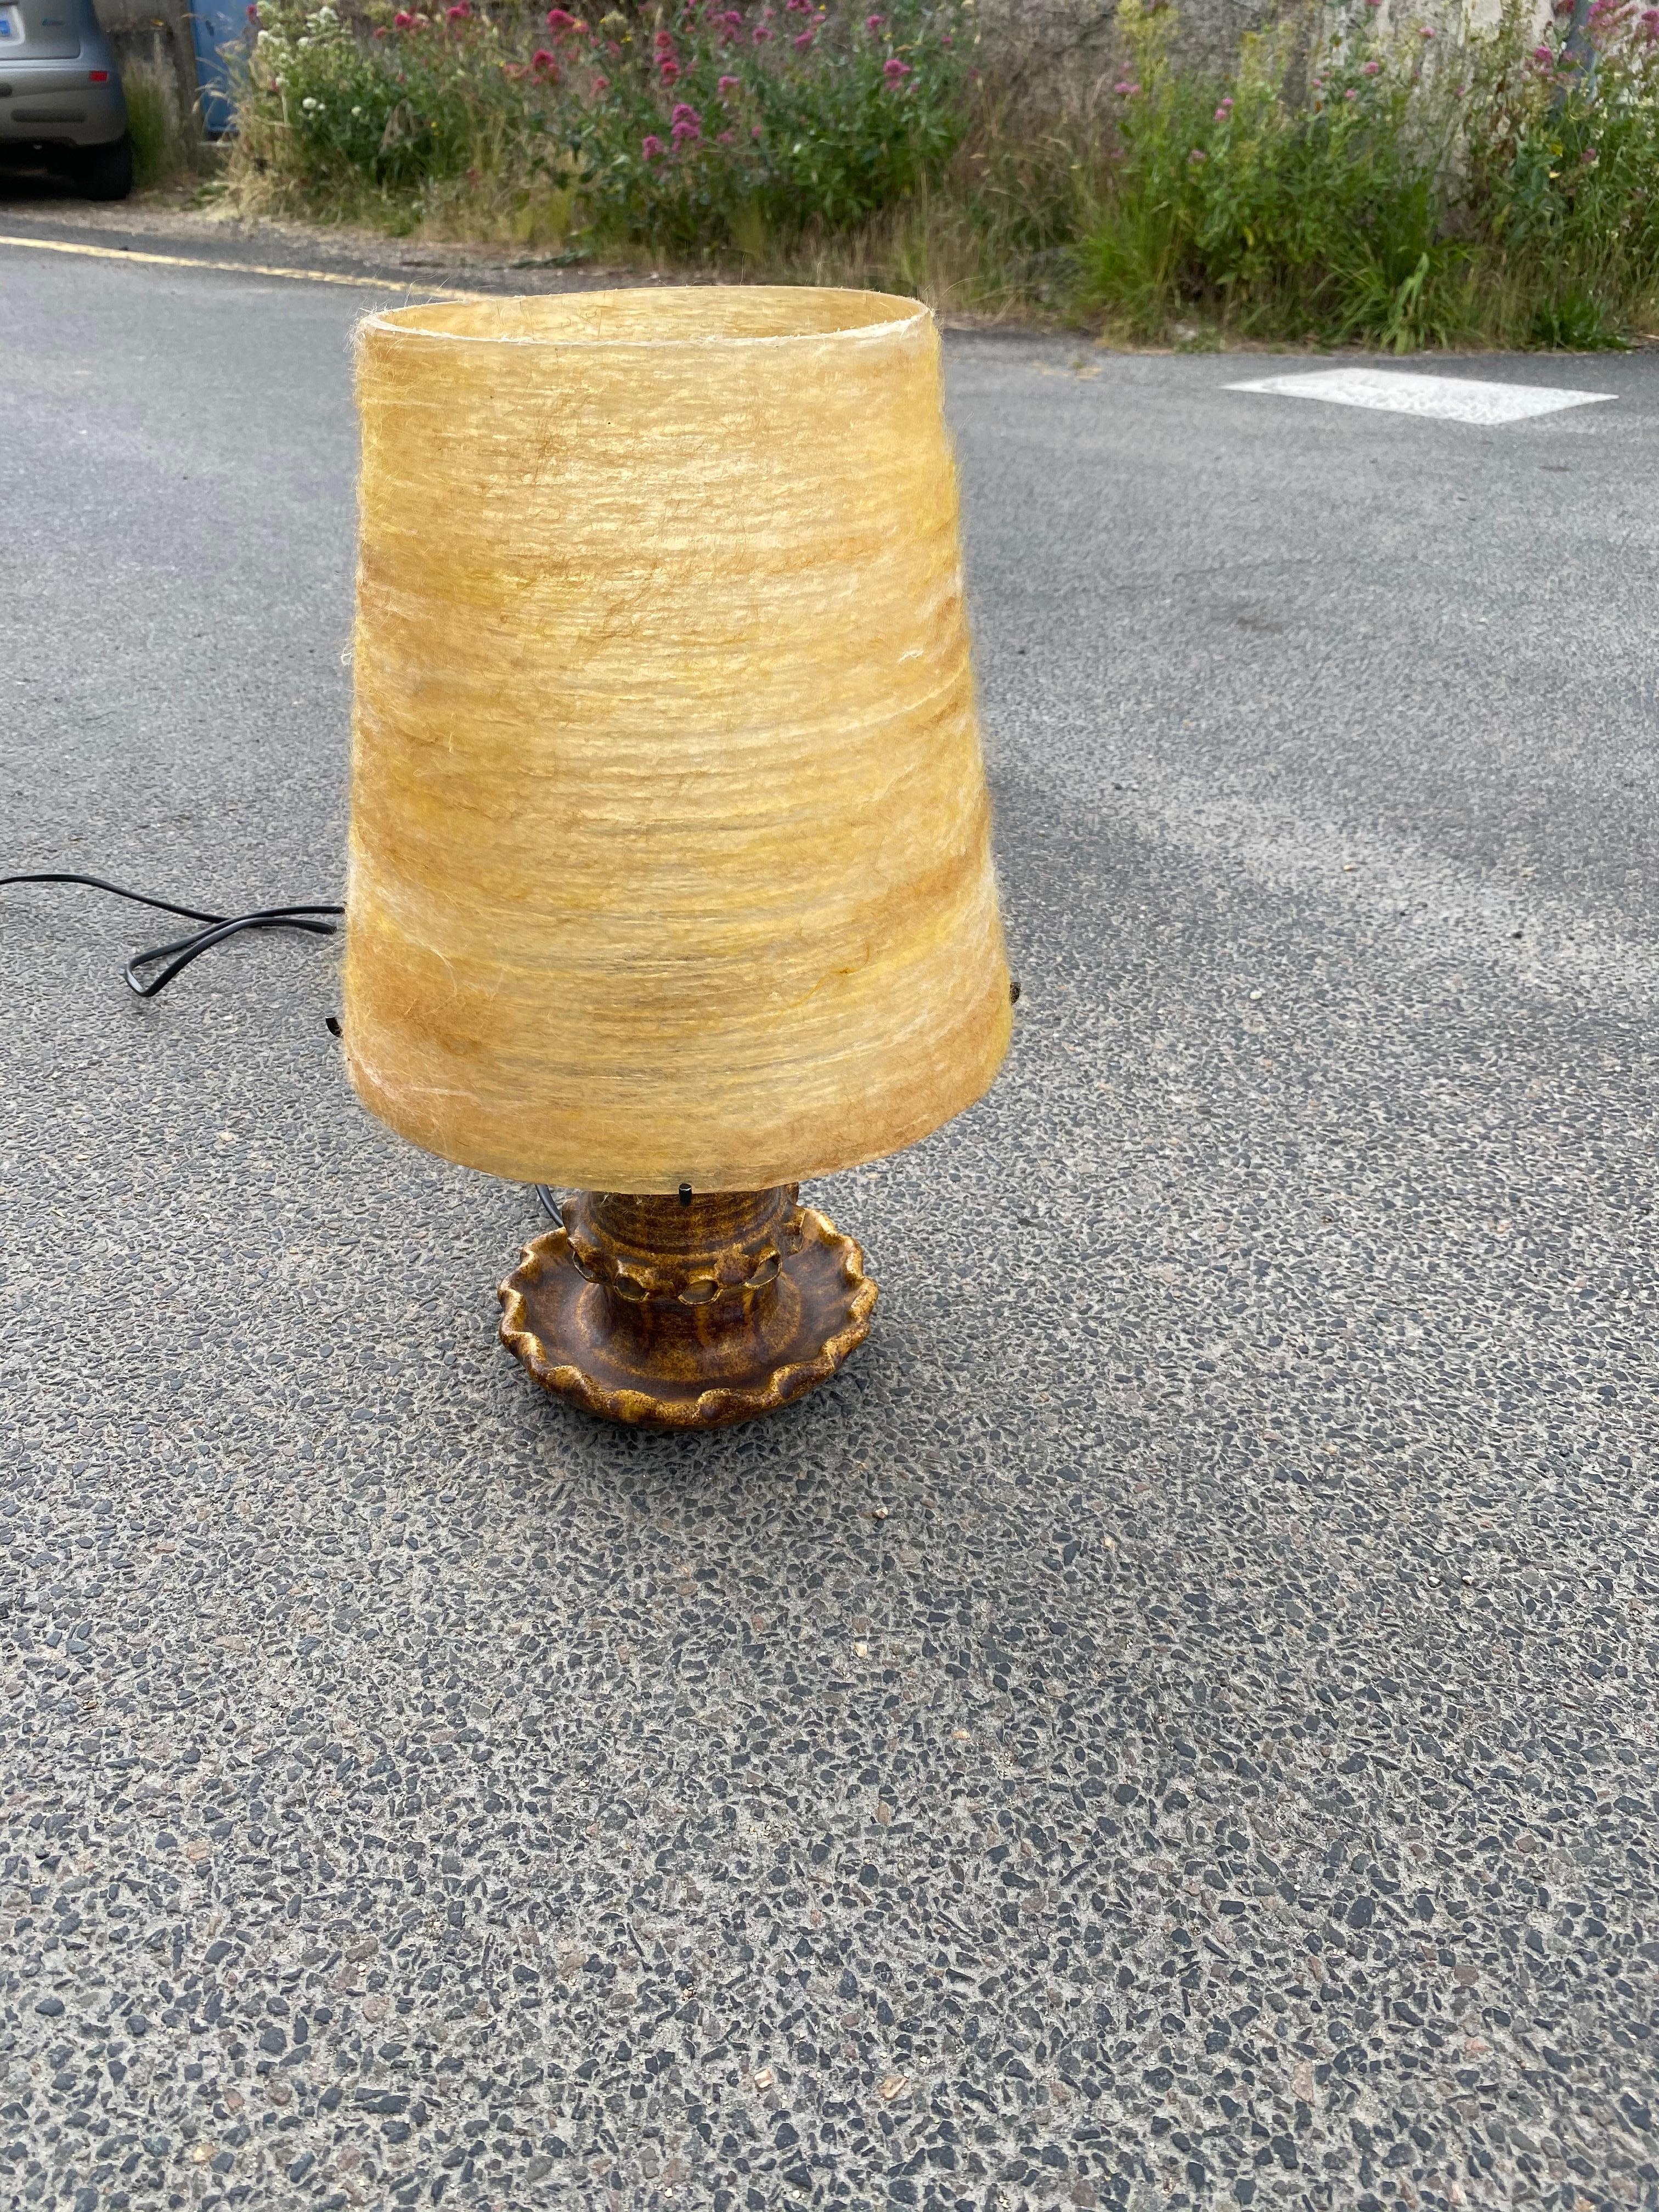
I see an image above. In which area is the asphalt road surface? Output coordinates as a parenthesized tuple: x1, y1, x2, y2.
(2, 232, 1656, 2212)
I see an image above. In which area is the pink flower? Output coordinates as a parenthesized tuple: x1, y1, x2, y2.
(546, 5, 575, 21)
(1344, 86, 1357, 97)
(659, 54, 680, 77)
(882, 54, 910, 77)
(642, 132, 665, 158)
(1641, 3, 1659, 32)
(393, 9, 413, 22)
(1213, 97, 1233, 118)
(1583, 143, 1599, 162)
(653, 26, 675, 47)
(1362, 57, 1380, 72)
(1113, 78, 1140, 95)
(445, 4, 469, 18)
(752, 20, 771, 37)
(865, 9, 883, 22)
(1418, 22, 1435, 34)
(793, 26, 813, 44)
(1532, 40, 1554, 60)
(672, 116, 699, 140)
(718, 72, 740, 92)
(1188, 145, 1206, 162)
(786, 0, 809, 11)
(670, 99, 700, 120)
(717, 126, 735, 139)
(752, 121, 763, 135)
(592, 70, 607, 86)
(531, 46, 557, 70)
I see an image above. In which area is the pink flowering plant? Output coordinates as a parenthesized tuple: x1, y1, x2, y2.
(1076, 0, 1659, 347)
(233, 0, 964, 248)
(575, 0, 967, 250)
(1460, 0, 1659, 340)
(230, 0, 1659, 341)
(1079, 0, 1454, 342)
(237, 0, 561, 198)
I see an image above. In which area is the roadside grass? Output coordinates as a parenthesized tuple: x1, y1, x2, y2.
(216, 0, 1659, 346)
(125, 58, 206, 190)
(1064, 0, 1659, 351)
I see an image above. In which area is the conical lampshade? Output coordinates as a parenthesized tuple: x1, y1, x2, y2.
(343, 286, 1010, 1199)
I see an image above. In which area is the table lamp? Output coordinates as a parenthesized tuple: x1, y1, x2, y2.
(343, 287, 1011, 1429)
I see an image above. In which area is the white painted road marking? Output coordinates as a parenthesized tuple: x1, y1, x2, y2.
(1227, 367, 1616, 425)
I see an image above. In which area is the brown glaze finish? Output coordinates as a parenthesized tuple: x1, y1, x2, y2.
(498, 1188, 877, 1429)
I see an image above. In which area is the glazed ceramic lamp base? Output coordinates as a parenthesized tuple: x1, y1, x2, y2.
(498, 1188, 878, 1431)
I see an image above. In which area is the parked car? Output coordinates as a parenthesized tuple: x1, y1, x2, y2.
(0, 0, 131, 199)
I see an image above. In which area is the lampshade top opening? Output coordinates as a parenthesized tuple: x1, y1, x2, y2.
(363, 285, 928, 350)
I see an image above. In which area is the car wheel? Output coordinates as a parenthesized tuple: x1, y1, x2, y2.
(76, 131, 134, 201)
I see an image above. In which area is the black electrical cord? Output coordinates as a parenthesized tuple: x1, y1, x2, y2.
(3, 868, 566, 1227)
(0, 872, 344, 998)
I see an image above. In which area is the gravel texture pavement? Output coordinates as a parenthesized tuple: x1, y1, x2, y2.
(2, 238, 1656, 2212)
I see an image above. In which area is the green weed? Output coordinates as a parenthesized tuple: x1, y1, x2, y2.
(1069, 0, 1659, 347)
(226, 0, 966, 254)
(124, 57, 200, 189)
(220, 0, 1659, 347)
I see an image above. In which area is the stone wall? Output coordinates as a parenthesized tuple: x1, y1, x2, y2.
(92, 0, 200, 125)
(973, 0, 1309, 106)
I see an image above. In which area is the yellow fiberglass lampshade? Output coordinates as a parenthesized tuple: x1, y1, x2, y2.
(342, 285, 1011, 1199)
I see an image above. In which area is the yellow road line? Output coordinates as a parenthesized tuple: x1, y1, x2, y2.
(0, 230, 484, 296)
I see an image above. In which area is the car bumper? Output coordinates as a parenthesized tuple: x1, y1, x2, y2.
(0, 70, 126, 145)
